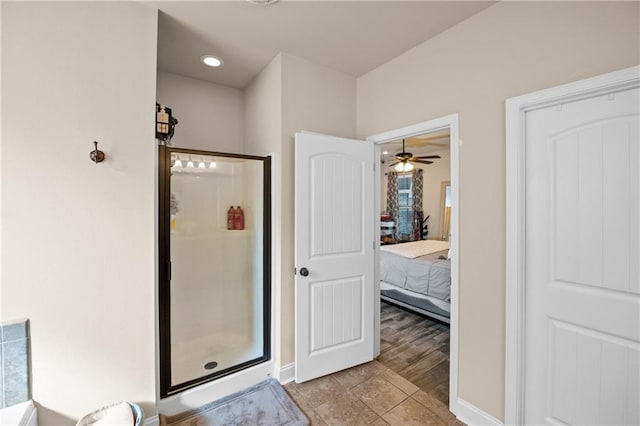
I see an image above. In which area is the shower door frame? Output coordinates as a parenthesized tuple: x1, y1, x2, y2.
(158, 145, 272, 398)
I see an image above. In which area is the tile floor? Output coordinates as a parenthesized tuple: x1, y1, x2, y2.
(284, 360, 465, 425)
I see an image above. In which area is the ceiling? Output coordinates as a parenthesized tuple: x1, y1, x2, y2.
(153, 1, 495, 89)
(380, 128, 450, 166)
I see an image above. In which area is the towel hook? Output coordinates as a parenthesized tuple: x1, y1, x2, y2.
(90, 141, 105, 164)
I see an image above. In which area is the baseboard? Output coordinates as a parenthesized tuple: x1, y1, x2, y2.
(278, 363, 295, 384)
(455, 398, 503, 426)
(143, 414, 160, 426)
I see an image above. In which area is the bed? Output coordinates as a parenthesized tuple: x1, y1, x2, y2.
(379, 240, 451, 323)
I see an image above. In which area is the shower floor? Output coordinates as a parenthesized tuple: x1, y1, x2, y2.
(171, 331, 263, 386)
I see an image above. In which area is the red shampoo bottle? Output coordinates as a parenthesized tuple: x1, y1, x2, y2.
(234, 206, 244, 230)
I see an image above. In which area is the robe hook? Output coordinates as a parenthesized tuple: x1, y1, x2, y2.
(90, 141, 105, 164)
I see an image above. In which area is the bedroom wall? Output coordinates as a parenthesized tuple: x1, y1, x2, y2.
(380, 147, 451, 240)
(357, 1, 640, 420)
(156, 71, 244, 153)
(1, 2, 158, 424)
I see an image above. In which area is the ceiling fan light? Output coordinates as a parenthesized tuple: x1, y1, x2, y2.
(394, 161, 414, 172)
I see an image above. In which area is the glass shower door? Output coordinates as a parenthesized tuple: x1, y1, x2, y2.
(158, 146, 271, 397)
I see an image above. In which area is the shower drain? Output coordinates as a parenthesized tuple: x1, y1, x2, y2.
(204, 361, 218, 370)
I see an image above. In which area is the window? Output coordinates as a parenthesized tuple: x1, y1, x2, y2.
(397, 175, 412, 237)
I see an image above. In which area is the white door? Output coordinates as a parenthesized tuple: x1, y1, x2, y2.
(525, 87, 639, 424)
(294, 131, 375, 383)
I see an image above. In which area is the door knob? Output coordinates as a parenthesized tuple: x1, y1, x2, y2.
(299, 267, 309, 277)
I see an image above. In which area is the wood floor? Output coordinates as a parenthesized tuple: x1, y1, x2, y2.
(378, 301, 450, 405)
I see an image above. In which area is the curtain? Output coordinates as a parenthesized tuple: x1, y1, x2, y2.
(386, 172, 399, 240)
(412, 169, 424, 240)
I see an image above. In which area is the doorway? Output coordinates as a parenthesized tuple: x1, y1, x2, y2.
(367, 114, 460, 412)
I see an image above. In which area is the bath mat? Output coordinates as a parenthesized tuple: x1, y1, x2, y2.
(163, 379, 309, 426)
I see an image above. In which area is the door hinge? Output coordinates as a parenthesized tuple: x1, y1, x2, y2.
(294, 267, 297, 276)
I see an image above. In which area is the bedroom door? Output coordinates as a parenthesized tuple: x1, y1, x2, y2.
(524, 87, 639, 424)
(294, 131, 375, 383)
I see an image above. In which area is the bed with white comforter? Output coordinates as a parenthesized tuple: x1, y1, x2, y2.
(380, 240, 451, 323)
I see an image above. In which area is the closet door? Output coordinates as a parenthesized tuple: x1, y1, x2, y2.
(524, 88, 639, 425)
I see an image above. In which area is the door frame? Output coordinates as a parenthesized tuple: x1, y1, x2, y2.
(367, 113, 460, 414)
(504, 65, 640, 425)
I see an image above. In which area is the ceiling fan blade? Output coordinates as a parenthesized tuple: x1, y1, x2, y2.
(388, 160, 401, 167)
(412, 160, 433, 165)
(414, 155, 441, 159)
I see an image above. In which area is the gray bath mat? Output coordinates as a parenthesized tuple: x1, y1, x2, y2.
(163, 379, 309, 426)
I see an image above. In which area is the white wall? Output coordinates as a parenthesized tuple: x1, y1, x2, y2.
(357, 1, 639, 419)
(156, 71, 244, 153)
(421, 148, 450, 240)
(244, 53, 357, 367)
(170, 165, 250, 345)
(170, 161, 267, 384)
(380, 148, 451, 240)
(279, 53, 357, 365)
(244, 54, 283, 367)
(1, 2, 157, 423)
(244, 55, 282, 158)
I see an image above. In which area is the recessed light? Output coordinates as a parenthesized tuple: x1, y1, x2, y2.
(382, 151, 389, 155)
(200, 55, 223, 68)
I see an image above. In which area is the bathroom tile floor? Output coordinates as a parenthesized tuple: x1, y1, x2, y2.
(283, 360, 465, 425)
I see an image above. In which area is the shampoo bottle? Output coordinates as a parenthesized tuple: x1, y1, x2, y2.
(234, 206, 244, 230)
(227, 206, 235, 230)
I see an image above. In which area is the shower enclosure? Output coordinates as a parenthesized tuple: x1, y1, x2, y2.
(158, 146, 271, 397)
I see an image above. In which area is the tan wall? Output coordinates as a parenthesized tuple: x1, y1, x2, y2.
(280, 53, 357, 365)
(357, 1, 640, 419)
(244, 54, 284, 363)
(1, 2, 158, 423)
(244, 55, 283, 158)
(157, 71, 244, 153)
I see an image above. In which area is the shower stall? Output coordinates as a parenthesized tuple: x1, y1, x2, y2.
(158, 146, 271, 397)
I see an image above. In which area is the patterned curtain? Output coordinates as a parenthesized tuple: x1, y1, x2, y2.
(412, 169, 424, 240)
(386, 172, 399, 240)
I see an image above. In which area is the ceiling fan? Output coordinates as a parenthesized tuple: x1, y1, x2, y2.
(388, 139, 441, 172)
